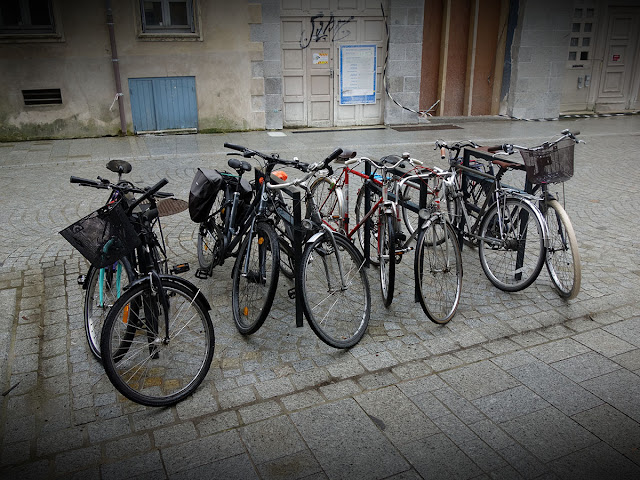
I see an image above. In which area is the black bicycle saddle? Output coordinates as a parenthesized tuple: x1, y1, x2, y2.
(106, 159, 132, 174)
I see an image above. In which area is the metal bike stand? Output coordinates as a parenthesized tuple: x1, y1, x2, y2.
(255, 168, 305, 328)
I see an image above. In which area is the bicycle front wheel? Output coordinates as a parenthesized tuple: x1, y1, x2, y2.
(310, 176, 345, 233)
(415, 216, 462, 324)
(478, 197, 545, 292)
(301, 232, 370, 349)
(543, 199, 581, 299)
(232, 221, 280, 334)
(100, 278, 214, 407)
(379, 213, 396, 307)
(84, 259, 134, 360)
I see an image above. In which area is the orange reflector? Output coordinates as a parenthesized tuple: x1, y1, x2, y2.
(243, 307, 249, 316)
(122, 304, 130, 324)
(258, 237, 264, 245)
(258, 170, 288, 184)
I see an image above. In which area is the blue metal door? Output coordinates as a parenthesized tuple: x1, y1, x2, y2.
(129, 77, 198, 133)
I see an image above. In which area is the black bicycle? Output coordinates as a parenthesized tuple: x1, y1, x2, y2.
(62, 176, 214, 407)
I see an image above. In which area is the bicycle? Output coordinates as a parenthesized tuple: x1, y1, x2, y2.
(436, 140, 549, 292)
(62, 177, 213, 407)
(73, 160, 189, 360)
(487, 129, 582, 299)
(264, 148, 372, 348)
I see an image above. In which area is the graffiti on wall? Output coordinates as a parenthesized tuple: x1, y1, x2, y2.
(299, 15, 355, 49)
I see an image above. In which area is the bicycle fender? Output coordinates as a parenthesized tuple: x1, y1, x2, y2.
(306, 231, 326, 244)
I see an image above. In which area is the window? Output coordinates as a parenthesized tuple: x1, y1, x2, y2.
(141, 0, 195, 33)
(0, 0, 54, 34)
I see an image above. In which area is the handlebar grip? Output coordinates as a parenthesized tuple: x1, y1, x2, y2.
(440, 147, 446, 159)
(224, 142, 245, 152)
(487, 145, 504, 152)
(70, 175, 99, 185)
(126, 178, 169, 213)
(326, 148, 344, 163)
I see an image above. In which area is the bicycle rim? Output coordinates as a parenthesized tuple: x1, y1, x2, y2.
(478, 197, 545, 292)
(543, 199, 581, 299)
(232, 222, 280, 334)
(84, 259, 133, 360)
(310, 176, 344, 233)
(415, 218, 462, 324)
(379, 213, 395, 307)
(301, 233, 370, 349)
(101, 280, 214, 407)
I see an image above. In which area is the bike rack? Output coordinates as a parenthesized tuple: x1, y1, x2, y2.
(256, 168, 305, 328)
(362, 160, 431, 303)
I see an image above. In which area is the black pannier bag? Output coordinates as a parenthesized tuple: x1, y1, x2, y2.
(189, 168, 223, 223)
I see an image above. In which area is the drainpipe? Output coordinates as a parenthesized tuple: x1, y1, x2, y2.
(106, 0, 127, 135)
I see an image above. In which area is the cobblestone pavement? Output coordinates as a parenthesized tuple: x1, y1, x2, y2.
(1, 116, 640, 479)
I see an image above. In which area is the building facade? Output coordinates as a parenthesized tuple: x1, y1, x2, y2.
(0, 0, 638, 141)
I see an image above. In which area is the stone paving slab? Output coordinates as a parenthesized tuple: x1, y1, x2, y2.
(1, 116, 640, 478)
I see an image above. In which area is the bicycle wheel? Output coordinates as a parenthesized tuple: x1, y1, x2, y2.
(542, 199, 581, 299)
(100, 278, 214, 407)
(197, 218, 223, 270)
(415, 216, 462, 324)
(379, 212, 396, 307)
(231, 221, 280, 334)
(196, 188, 225, 269)
(478, 197, 545, 292)
(84, 259, 134, 360)
(278, 236, 295, 280)
(355, 185, 381, 265)
(300, 232, 370, 349)
(309, 176, 344, 233)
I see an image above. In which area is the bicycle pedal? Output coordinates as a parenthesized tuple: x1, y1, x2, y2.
(77, 274, 86, 286)
(195, 268, 211, 279)
(287, 287, 296, 299)
(171, 263, 190, 275)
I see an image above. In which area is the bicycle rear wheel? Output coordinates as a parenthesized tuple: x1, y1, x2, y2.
(543, 199, 581, 299)
(301, 232, 370, 349)
(415, 216, 462, 324)
(231, 221, 280, 334)
(478, 197, 545, 292)
(197, 188, 226, 269)
(379, 212, 395, 307)
(310, 176, 345, 233)
(84, 258, 134, 360)
(100, 278, 214, 407)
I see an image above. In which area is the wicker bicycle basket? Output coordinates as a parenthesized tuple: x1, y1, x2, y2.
(519, 138, 575, 184)
(60, 200, 141, 268)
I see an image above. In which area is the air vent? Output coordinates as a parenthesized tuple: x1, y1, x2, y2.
(22, 89, 62, 106)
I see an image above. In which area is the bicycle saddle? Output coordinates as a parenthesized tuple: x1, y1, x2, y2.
(106, 159, 132, 174)
(228, 157, 252, 172)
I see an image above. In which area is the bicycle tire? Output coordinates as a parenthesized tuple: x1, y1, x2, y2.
(300, 232, 370, 349)
(309, 176, 345, 233)
(100, 277, 215, 407)
(196, 187, 226, 269)
(543, 199, 581, 299)
(379, 212, 395, 307)
(415, 216, 462, 324)
(278, 236, 295, 280)
(84, 258, 135, 360)
(354, 185, 381, 266)
(231, 221, 280, 334)
(478, 197, 545, 292)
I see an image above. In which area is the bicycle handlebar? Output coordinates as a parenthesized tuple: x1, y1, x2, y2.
(126, 178, 169, 213)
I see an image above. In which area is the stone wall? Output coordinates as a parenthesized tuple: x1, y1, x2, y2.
(505, 0, 573, 119)
(384, 0, 424, 125)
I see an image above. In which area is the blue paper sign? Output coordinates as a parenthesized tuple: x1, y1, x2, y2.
(340, 45, 376, 105)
